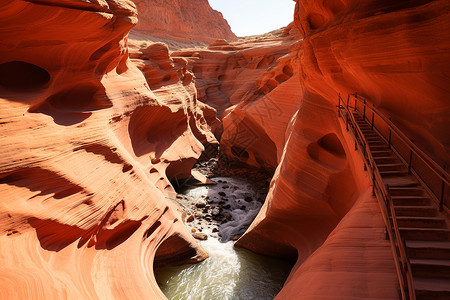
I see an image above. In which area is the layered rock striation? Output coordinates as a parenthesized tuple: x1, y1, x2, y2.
(0, 0, 219, 298)
(132, 0, 236, 43)
(232, 0, 449, 298)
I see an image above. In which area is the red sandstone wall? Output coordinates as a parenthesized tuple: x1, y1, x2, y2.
(234, 0, 449, 298)
(132, 0, 237, 43)
(0, 1, 217, 298)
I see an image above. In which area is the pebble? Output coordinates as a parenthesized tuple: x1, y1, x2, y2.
(186, 215, 194, 222)
(195, 202, 206, 208)
(244, 197, 253, 202)
(211, 207, 221, 216)
(192, 233, 208, 240)
(212, 228, 219, 233)
(218, 191, 226, 196)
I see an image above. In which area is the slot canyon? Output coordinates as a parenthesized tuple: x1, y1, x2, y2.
(0, 0, 449, 299)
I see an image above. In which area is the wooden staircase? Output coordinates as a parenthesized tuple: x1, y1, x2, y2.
(351, 111, 450, 299)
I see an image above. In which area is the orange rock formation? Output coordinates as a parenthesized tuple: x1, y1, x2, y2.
(0, 0, 218, 298)
(232, 0, 449, 298)
(1, 0, 448, 299)
(132, 0, 236, 43)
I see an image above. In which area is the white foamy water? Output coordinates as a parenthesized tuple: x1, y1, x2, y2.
(182, 177, 266, 241)
(155, 177, 294, 300)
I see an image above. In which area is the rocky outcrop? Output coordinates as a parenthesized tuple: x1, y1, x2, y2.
(132, 0, 236, 43)
(232, 0, 449, 298)
(0, 0, 218, 298)
(175, 24, 304, 171)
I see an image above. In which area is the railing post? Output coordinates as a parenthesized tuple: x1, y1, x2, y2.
(371, 112, 375, 130)
(363, 99, 366, 120)
(338, 93, 341, 117)
(441, 165, 446, 211)
(372, 168, 375, 195)
(388, 118, 392, 149)
(408, 150, 413, 174)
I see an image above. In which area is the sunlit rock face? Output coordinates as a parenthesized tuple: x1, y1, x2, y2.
(175, 24, 304, 171)
(132, 0, 236, 43)
(0, 1, 218, 298)
(233, 0, 449, 298)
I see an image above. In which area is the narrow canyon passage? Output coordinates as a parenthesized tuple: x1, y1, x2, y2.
(0, 0, 448, 299)
(155, 177, 294, 300)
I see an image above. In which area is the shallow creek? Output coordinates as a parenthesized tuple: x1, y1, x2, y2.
(155, 177, 294, 300)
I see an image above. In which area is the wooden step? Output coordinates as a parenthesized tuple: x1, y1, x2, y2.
(371, 150, 393, 157)
(415, 277, 450, 300)
(374, 156, 398, 164)
(380, 170, 409, 177)
(389, 186, 424, 196)
(407, 241, 450, 260)
(369, 144, 390, 151)
(400, 227, 450, 241)
(367, 142, 387, 149)
(378, 163, 405, 172)
(392, 196, 430, 206)
(396, 216, 446, 228)
(410, 258, 450, 278)
(395, 206, 437, 217)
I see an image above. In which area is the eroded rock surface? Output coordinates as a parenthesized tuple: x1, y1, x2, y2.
(0, 1, 218, 298)
(132, 0, 236, 43)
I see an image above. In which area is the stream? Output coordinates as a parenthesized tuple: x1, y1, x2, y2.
(155, 177, 294, 300)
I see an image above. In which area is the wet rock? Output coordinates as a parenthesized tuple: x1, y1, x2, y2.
(212, 228, 219, 233)
(218, 191, 226, 196)
(195, 202, 206, 208)
(186, 215, 194, 222)
(192, 233, 208, 240)
(211, 207, 221, 216)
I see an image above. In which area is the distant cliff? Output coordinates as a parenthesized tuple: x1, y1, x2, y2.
(133, 0, 236, 43)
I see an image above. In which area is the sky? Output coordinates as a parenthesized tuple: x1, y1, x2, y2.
(209, 0, 296, 37)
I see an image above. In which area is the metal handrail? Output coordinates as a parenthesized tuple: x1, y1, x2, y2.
(349, 93, 449, 211)
(338, 94, 416, 300)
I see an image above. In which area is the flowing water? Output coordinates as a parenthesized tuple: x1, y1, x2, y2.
(155, 177, 294, 300)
